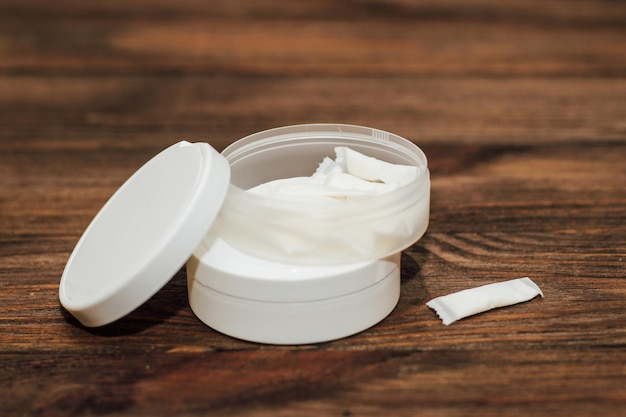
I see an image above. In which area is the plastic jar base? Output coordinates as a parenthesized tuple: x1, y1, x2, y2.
(187, 265, 400, 345)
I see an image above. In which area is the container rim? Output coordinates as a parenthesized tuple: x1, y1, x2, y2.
(222, 123, 428, 169)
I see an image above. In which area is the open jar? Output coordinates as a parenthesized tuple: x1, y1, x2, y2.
(213, 124, 430, 265)
(59, 124, 430, 345)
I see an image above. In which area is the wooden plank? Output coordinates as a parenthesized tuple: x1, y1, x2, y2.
(1, 77, 625, 149)
(1, 1, 625, 416)
(1, 349, 625, 416)
(0, 1, 624, 77)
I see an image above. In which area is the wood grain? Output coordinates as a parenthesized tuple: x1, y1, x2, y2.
(1, 0, 625, 77)
(1, 77, 625, 150)
(1, 1, 625, 416)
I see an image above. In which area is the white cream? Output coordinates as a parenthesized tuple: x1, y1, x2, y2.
(247, 146, 419, 199)
(335, 146, 419, 187)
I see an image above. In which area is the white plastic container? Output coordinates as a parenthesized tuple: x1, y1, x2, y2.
(187, 124, 430, 344)
(59, 124, 430, 345)
(187, 238, 401, 345)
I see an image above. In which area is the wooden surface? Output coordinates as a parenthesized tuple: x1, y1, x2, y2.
(1, 1, 625, 416)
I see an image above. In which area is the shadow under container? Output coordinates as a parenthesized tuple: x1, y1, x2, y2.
(187, 124, 430, 344)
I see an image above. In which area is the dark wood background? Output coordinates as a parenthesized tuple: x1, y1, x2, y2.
(1, 1, 625, 416)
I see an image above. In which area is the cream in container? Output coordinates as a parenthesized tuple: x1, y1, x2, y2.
(211, 124, 430, 265)
(59, 124, 430, 345)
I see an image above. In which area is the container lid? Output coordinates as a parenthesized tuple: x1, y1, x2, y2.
(59, 141, 230, 327)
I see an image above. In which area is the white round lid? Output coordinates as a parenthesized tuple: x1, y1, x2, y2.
(59, 141, 230, 327)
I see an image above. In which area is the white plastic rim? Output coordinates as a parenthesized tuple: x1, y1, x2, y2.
(187, 237, 399, 302)
(213, 123, 430, 265)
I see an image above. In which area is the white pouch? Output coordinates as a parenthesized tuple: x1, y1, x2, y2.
(426, 277, 543, 325)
